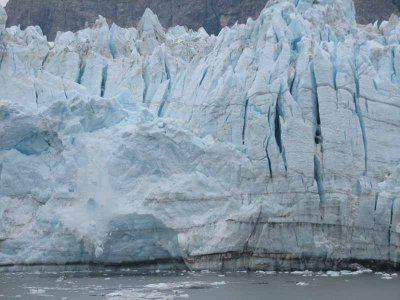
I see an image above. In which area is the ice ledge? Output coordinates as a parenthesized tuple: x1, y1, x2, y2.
(0, 255, 398, 273)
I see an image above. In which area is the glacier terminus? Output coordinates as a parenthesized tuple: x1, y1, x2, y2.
(0, 0, 399, 271)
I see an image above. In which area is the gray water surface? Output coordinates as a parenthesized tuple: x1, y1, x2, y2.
(0, 270, 399, 299)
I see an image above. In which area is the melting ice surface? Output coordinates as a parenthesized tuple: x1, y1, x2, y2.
(0, 270, 399, 299)
(0, 0, 400, 271)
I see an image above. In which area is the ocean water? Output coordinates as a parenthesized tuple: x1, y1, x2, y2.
(0, 269, 399, 299)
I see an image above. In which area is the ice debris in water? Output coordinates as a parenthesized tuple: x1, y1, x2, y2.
(56, 276, 67, 282)
(296, 282, 309, 286)
(145, 281, 225, 289)
(108, 281, 225, 299)
(29, 289, 46, 294)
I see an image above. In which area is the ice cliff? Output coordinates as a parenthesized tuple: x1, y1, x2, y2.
(0, 0, 399, 271)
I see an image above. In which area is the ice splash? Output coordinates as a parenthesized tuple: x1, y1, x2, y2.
(108, 281, 226, 300)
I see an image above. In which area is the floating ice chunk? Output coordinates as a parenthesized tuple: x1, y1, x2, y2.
(30, 289, 46, 294)
(340, 270, 352, 275)
(210, 281, 226, 286)
(145, 283, 177, 289)
(56, 276, 66, 282)
(145, 281, 226, 290)
(108, 291, 123, 297)
(255, 271, 277, 275)
(292, 270, 313, 276)
(327, 271, 341, 277)
(292, 271, 305, 275)
(296, 282, 309, 286)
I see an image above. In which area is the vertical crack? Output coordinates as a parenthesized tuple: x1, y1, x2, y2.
(314, 99, 322, 145)
(331, 51, 338, 91)
(77, 58, 86, 84)
(100, 63, 108, 97)
(310, 62, 323, 145)
(314, 154, 325, 204)
(274, 84, 288, 172)
(289, 71, 296, 100)
(158, 80, 171, 118)
(199, 66, 209, 87)
(374, 192, 379, 224)
(389, 198, 395, 250)
(329, 46, 339, 106)
(265, 136, 273, 178)
(142, 62, 149, 104)
(265, 106, 273, 178)
(352, 46, 368, 173)
(0, 52, 4, 71)
(42, 51, 50, 67)
(242, 97, 249, 145)
(310, 61, 325, 206)
(391, 47, 396, 84)
(164, 54, 171, 82)
(34, 79, 39, 109)
(109, 25, 116, 59)
(353, 93, 368, 173)
(62, 82, 68, 100)
(158, 53, 172, 117)
(275, 96, 283, 153)
(35, 90, 39, 108)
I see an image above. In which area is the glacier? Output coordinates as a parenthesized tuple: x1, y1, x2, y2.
(0, 0, 399, 271)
